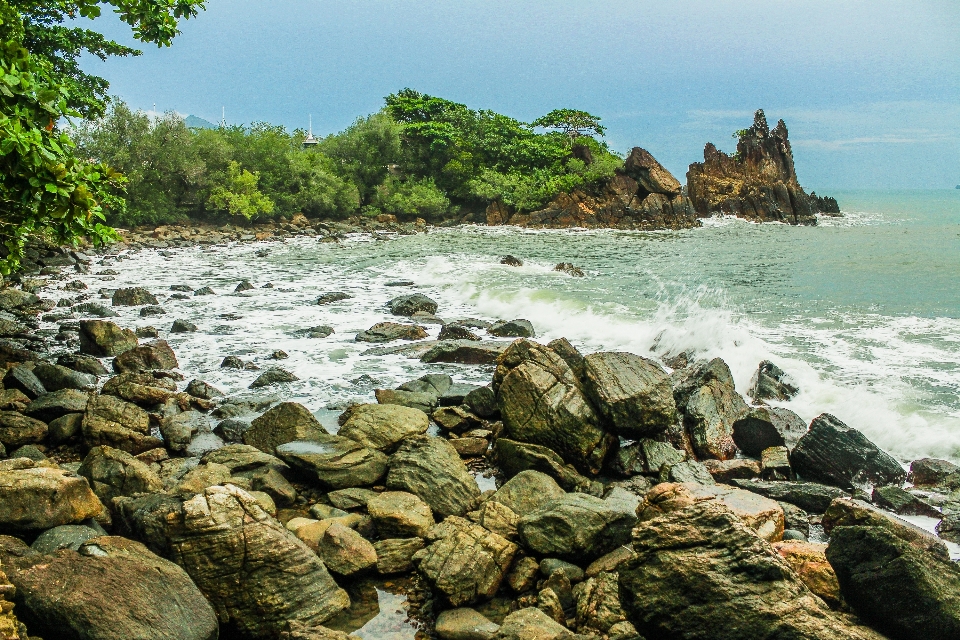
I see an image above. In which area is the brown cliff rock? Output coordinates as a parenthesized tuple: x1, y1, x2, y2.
(686, 110, 830, 225)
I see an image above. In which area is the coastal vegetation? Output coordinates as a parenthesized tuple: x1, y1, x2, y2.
(71, 90, 623, 227)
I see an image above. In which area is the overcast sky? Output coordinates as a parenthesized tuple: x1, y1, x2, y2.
(82, 0, 960, 189)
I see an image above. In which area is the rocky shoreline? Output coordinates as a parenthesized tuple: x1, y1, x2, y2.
(0, 236, 957, 640)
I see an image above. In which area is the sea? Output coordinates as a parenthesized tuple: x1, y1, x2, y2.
(72, 189, 960, 466)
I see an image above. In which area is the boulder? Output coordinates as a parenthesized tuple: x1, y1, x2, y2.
(2, 367, 45, 400)
(277, 437, 388, 489)
(622, 146, 683, 196)
(414, 516, 518, 606)
(82, 394, 160, 455)
(338, 404, 429, 451)
(57, 353, 110, 376)
(494, 439, 598, 494)
(468, 500, 519, 540)
(367, 491, 434, 538)
(495, 607, 572, 640)
(24, 388, 90, 422)
(374, 389, 437, 413)
(388, 294, 438, 316)
(490, 470, 566, 515)
(790, 413, 906, 490)
(161, 411, 207, 453)
(0, 289, 39, 311)
(488, 319, 535, 338)
(30, 524, 101, 554)
(101, 371, 177, 406)
(449, 436, 488, 458)
(464, 386, 498, 419)
(317, 522, 377, 576)
(356, 322, 428, 343)
(32, 362, 97, 392)
(908, 458, 959, 487)
(673, 358, 748, 460)
(495, 340, 614, 475)
(581, 352, 679, 439)
(432, 406, 483, 434)
(702, 458, 761, 483)
(421, 340, 507, 365)
(573, 571, 629, 633)
(436, 607, 500, 640)
(316, 292, 353, 305)
(1, 535, 218, 640)
(732, 406, 807, 456)
(78, 320, 138, 356)
(112, 287, 159, 306)
(0, 412, 48, 449)
(386, 435, 481, 518)
(439, 324, 482, 341)
(822, 497, 949, 561)
(659, 459, 715, 485)
(872, 485, 940, 518)
(112, 340, 179, 373)
(828, 525, 960, 640)
(749, 360, 799, 402)
(609, 438, 686, 477)
(171, 319, 198, 333)
(761, 446, 793, 480)
(77, 445, 163, 505)
(772, 541, 842, 608)
(374, 538, 425, 575)
(619, 498, 885, 640)
(116, 485, 350, 636)
(517, 493, 637, 561)
(0, 459, 103, 531)
(244, 402, 327, 454)
(249, 368, 299, 388)
(730, 479, 848, 513)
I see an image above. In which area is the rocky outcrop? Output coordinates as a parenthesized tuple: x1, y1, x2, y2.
(386, 435, 481, 518)
(485, 148, 699, 230)
(686, 110, 834, 224)
(0, 459, 103, 531)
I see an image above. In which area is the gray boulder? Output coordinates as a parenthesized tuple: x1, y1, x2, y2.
(277, 437, 388, 489)
(749, 360, 799, 402)
(30, 524, 101, 553)
(338, 403, 429, 452)
(732, 406, 807, 456)
(32, 362, 97, 392)
(78, 320, 138, 357)
(488, 319, 535, 338)
(517, 493, 637, 562)
(244, 402, 327, 454)
(493, 438, 599, 495)
(386, 435, 481, 518)
(2, 366, 45, 400)
(730, 479, 848, 513)
(112, 339, 179, 373)
(673, 357, 748, 460)
(388, 294, 438, 316)
(24, 388, 90, 422)
(0, 458, 103, 531)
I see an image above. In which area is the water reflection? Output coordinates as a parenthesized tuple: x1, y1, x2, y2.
(327, 577, 419, 640)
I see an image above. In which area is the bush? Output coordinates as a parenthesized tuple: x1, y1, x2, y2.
(372, 176, 450, 220)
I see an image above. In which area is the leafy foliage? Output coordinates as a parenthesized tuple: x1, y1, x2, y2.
(206, 161, 273, 218)
(531, 108, 606, 139)
(370, 176, 450, 220)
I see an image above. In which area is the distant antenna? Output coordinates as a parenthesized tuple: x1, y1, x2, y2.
(303, 113, 318, 147)
(220, 107, 226, 128)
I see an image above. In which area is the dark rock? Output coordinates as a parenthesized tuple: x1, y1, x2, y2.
(2, 366, 45, 400)
(749, 360, 799, 402)
(909, 458, 959, 486)
(245, 402, 327, 454)
(193, 286, 215, 296)
(220, 355, 245, 369)
(608, 438, 685, 477)
(421, 340, 507, 365)
(139, 305, 166, 317)
(30, 524, 101, 553)
(730, 479, 848, 513)
(659, 460, 716, 485)
(790, 413, 906, 490)
(622, 147, 683, 196)
(439, 383, 477, 407)
(136, 326, 158, 338)
(439, 324, 482, 341)
(464, 386, 498, 419)
(488, 319, 535, 338)
(214, 418, 249, 443)
(823, 497, 949, 563)
(112, 287, 158, 306)
(316, 292, 353, 305)
(171, 319, 198, 333)
(57, 353, 109, 376)
(827, 525, 960, 640)
(872, 485, 940, 518)
(235, 280, 255, 292)
(581, 351, 678, 439)
(0, 459, 103, 531)
(518, 493, 637, 562)
(298, 325, 335, 338)
(269, 350, 288, 359)
(277, 437, 388, 489)
(48, 412, 84, 443)
(356, 322, 428, 343)
(0, 340, 35, 367)
(495, 339, 614, 475)
(186, 379, 223, 400)
(72, 302, 119, 318)
(494, 438, 599, 494)
(386, 435, 481, 518)
(701, 458, 761, 483)
(388, 293, 438, 317)
(553, 262, 584, 277)
(0, 412, 48, 449)
(673, 357, 748, 460)
(77, 445, 164, 504)
(24, 388, 90, 422)
(32, 362, 97, 392)
(732, 406, 807, 456)
(500, 256, 523, 267)
(249, 367, 299, 388)
(113, 339, 179, 373)
(761, 446, 793, 480)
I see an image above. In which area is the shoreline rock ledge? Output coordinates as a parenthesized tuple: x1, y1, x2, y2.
(686, 109, 839, 225)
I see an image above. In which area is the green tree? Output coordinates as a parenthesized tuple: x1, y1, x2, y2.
(531, 108, 606, 140)
(371, 176, 450, 220)
(207, 161, 273, 219)
(287, 149, 360, 219)
(318, 111, 402, 203)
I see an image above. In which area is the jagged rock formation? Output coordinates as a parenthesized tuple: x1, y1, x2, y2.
(687, 110, 832, 225)
(486, 147, 699, 229)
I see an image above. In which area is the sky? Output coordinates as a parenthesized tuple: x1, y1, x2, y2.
(81, 0, 960, 190)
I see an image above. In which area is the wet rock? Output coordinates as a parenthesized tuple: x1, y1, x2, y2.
(214, 418, 249, 443)
(139, 305, 166, 317)
(779, 501, 810, 537)
(112, 339, 179, 373)
(77, 445, 163, 504)
(375, 389, 438, 413)
(464, 386, 498, 419)
(622, 146, 682, 196)
(32, 362, 96, 392)
(415, 516, 518, 606)
(171, 319, 198, 333)
(160, 411, 207, 453)
(790, 413, 906, 490)
(48, 412, 84, 443)
(772, 540, 842, 608)
(374, 538, 425, 575)
(0, 411, 48, 449)
(318, 522, 377, 576)
(761, 445, 793, 480)
(388, 294, 438, 317)
(908, 458, 959, 486)
(339, 403, 429, 451)
(186, 379, 223, 400)
(356, 322, 428, 343)
(386, 435, 481, 518)
(244, 402, 327, 454)
(871, 485, 939, 517)
(2, 535, 218, 640)
(440, 324, 482, 341)
(702, 458, 761, 483)
(494, 439, 599, 495)
(193, 286, 215, 296)
(620, 498, 884, 640)
(518, 493, 637, 561)
(500, 256, 523, 267)
(220, 355, 245, 369)
(436, 607, 500, 640)
(367, 490, 434, 538)
(101, 371, 177, 406)
(659, 459, 715, 485)
(749, 360, 799, 402)
(316, 292, 353, 305)
(491, 470, 566, 515)
(495, 607, 572, 640)
(112, 287, 159, 306)
(828, 525, 960, 640)
(235, 280, 255, 292)
(672, 357, 748, 460)
(489, 319, 535, 338)
(421, 340, 507, 365)
(553, 263, 584, 277)
(249, 367, 299, 388)
(24, 388, 90, 422)
(73, 301, 120, 318)
(0, 289, 39, 311)
(730, 479, 849, 513)
(277, 437, 388, 489)
(573, 571, 628, 633)
(822, 497, 949, 561)
(732, 405, 807, 456)
(57, 353, 109, 376)
(610, 438, 686, 477)
(0, 458, 103, 531)
(115, 485, 350, 635)
(300, 325, 335, 339)
(495, 339, 614, 475)
(82, 394, 161, 455)
(432, 406, 483, 434)
(30, 523, 101, 553)
(136, 326, 159, 338)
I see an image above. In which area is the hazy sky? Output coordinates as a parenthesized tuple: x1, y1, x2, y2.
(82, 0, 960, 189)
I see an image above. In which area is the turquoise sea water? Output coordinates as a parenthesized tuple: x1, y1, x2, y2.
(73, 189, 960, 463)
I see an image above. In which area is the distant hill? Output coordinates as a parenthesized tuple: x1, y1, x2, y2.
(185, 115, 218, 129)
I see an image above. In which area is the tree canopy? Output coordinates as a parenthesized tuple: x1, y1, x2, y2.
(531, 108, 606, 139)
